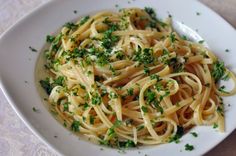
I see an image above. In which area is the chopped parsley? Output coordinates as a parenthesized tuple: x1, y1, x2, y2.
(168, 57, 184, 73)
(144, 7, 167, 28)
(39, 76, 64, 95)
(79, 84, 86, 90)
(127, 88, 134, 96)
(222, 73, 230, 81)
(163, 48, 170, 56)
(39, 78, 52, 95)
(218, 85, 229, 94)
(117, 140, 136, 148)
(64, 22, 78, 30)
(29, 46, 37, 52)
(51, 33, 63, 51)
(137, 125, 144, 131)
(150, 74, 161, 81)
(185, 144, 194, 151)
(90, 115, 95, 124)
(108, 127, 116, 137)
(71, 120, 80, 132)
(144, 66, 150, 75)
(101, 24, 119, 49)
(83, 102, 90, 110)
(106, 120, 122, 139)
(79, 16, 90, 26)
(32, 107, 38, 112)
(170, 32, 176, 43)
(109, 65, 116, 75)
(87, 70, 92, 75)
(144, 7, 156, 20)
(109, 92, 118, 99)
(63, 120, 67, 127)
(63, 102, 69, 111)
(204, 83, 210, 87)
(217, 106, 224, 116)
(182, 35, 188, 40)
(133, 48, 154, 65)
(141, 106, 148, 113)
(96, 53, 109, 66)
(91, 92, 102, 105)
(113, 119, 122, 127)
(54, 76, 65, 86)
(190, 132, 198, 137)
(115, 50, 125, 60)
(211, 60, 226, 82)
(213, 123, 218, 129)
(46, 35, 55, 43)
(144, 89, 156, 104)
(169, 126, 184, 143)
(155, 82, 163, 92)
(198, 40, 204, 44)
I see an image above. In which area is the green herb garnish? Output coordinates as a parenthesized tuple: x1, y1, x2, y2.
(39, 78, 52, 95)
(185, 144, 194, 151)
(218, 86, 229, 94)
(117, 140, 136, 148)
(29, 46, 37, 52)
(71, 120, 80, 132)
(64, 22, 78, 30)
(109, 92, 118, 99)
(91, 93, 102, 105)
(54, 76, 65, 86)
(141, 106, 148, 113)
(46, 35, 55, 43)
(169, 126, 184, 143)
(79, 16, 90, 26)
(213, 123, 218, 129)
(90, 115, 95, 124)
(190, 132, 198, 137)
(127, 88, 134, 96)
(170, 32, 176, 43)
(212, 60, 226, 82)
(63, 102, 69, 111)
(32, 107, 38, 112)
(198, 40, 204, 44)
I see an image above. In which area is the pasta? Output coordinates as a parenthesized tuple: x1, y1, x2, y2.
(40, 7, 236, 148)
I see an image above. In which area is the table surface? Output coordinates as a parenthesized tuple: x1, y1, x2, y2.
(0, 0, 235, 155)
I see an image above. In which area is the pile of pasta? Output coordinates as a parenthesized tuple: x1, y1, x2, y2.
(40, 8, 236, 147)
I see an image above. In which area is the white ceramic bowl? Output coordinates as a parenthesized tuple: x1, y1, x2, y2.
(1, 0, 236, 155)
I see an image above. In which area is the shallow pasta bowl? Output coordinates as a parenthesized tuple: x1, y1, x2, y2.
(0, 0, 236, 156)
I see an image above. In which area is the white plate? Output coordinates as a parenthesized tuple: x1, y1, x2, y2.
(0, 0, 236, 155)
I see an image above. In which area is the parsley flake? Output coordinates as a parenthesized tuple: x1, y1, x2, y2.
(32, 107, 38, 112)
(185, 144, 194, 151)
(141, 106, 148, 113)
(213, 123, 218, 129)
(29, 46, 37, 52)
(198, 40, 204, 44)
(71, 120, 80, 132)
(212, 60, 226, 82)
(190, 132, 198, 137)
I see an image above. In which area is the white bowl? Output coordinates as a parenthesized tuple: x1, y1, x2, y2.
(1, 0, 236, 155)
